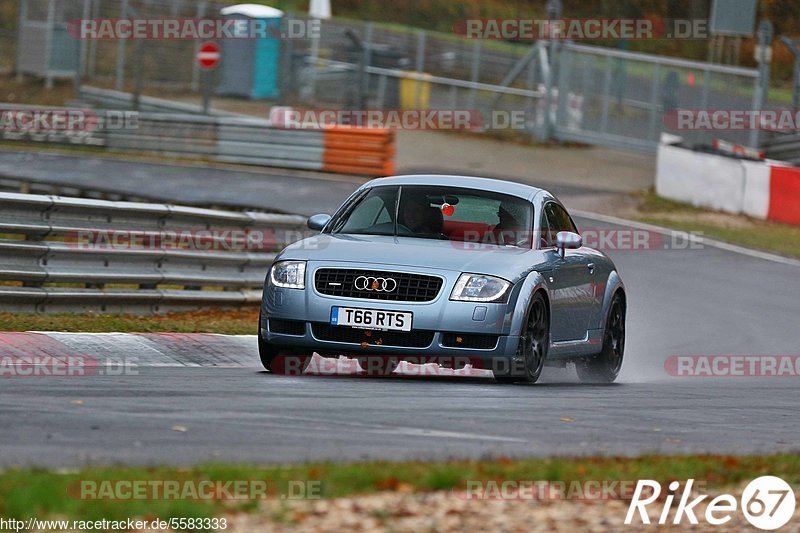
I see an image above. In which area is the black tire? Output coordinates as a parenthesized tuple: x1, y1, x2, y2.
(494, 292, 549, 384)
(258, 312, 309, 375)
(576, 293, 625, 384)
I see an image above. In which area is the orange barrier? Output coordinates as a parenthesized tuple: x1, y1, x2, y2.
(322, 127, 395, 176)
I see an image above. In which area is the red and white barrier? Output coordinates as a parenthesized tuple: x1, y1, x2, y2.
(656, 135, 800, 225)
(769, 166, 800, 225)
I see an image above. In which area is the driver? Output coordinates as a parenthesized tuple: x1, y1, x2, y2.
(399, 197, 441, 235)
(493, 202, 528, 246)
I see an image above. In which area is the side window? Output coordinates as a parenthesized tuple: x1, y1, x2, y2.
(540, 206, 554, 248)
(542, 203, 578, 248)
(339, 196, 390, 232)
(553, 204, 578, 235)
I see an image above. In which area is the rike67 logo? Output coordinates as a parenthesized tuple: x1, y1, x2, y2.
(625, 476, 796, 530)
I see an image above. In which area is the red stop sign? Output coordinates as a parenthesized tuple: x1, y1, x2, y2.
(196, 42, 221, 70)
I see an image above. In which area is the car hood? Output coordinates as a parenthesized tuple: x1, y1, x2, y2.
(279, 233, 548, 281)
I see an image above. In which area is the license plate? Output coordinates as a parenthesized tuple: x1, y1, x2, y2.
(330, 307, 412, 332)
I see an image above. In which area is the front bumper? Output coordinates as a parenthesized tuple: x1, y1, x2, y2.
(261, 262, 523, 367)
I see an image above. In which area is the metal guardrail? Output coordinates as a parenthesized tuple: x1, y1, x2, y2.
(104, 113, 329, 171)
(78, 86, 237, 116)
(761, 130, 800, 165)
(5, 88, 396, 176)
(0, 192, 308, 314)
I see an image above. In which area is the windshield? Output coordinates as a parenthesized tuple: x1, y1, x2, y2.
(328, 185, 533, 247)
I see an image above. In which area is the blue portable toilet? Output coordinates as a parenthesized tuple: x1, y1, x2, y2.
(217, 4, 284, 100)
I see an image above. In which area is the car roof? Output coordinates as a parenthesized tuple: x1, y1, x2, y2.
(365, 175, 545, 201)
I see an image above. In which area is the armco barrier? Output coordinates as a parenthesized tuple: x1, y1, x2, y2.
(0, 192, 309, 314)
(5, 90, 396, 177)
(78, 86, 231, 116)
(656, 135, 800, 225)
(761, 130, 800, 165)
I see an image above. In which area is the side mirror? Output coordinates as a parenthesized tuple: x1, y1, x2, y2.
(556, 231, 582, 258)
(307, 213, 331, 231)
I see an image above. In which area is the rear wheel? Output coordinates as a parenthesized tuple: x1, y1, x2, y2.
(576, 293, 625, 384)
(494, 292, 549, 384)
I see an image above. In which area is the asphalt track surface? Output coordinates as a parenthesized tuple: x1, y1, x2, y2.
(0, 150, 362, 216)
(2, 210, 799, 467)
(0, 150, 618, 214)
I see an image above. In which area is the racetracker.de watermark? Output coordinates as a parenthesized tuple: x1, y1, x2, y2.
(273, 354, 485, 377)
(453, 18, 709, 40)
(0, 356, 138, 378)
(68, 18, 320, 40)
(0, 108, 138, 134)
(69, 479, 322, 500)
(665, 355, 800, 377)
(665, 109, 800, 132)
(450, 229, 704, 251)
(460, 479, 673, 500)
(67, 229, 294, 253)
(269, 107, 530, 131)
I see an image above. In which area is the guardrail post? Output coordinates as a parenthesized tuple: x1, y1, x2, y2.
(648, 63, 661, 141)
(44, 0, 55, 89)
(15, 0, 27, 81)
(414, 30, 427, 108)
(363, 22, 373, 107)
(600, 57, 613, 133)
(87, 0, 98, 78)
(542, 0, 562, 140)
(750, 20, 773, 148)
(780, 36, 800, 112)
(307, 17, 322, 101)
(115, 0, 129, 91)
(191, 1, 208, 93)
(468, 40, 481, 110)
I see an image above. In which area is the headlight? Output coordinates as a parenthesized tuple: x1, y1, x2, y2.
(450, 273, 511, 302)
(269, 260, 306, 289)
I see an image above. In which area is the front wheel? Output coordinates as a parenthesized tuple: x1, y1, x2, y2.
(258, 313, 309, 375)
(494, 292, 549, 384)
(576, 293, 625, 384)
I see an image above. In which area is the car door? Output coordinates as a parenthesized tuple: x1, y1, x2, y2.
(540, 202, 596, 342)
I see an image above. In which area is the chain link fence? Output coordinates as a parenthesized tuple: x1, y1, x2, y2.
(552, 43, 761, 151)
(8, 0, 785, 153)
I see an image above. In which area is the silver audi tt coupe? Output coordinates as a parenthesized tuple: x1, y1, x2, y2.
(259, 175, 626, 383)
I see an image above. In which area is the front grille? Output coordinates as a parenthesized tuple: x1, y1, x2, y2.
(269, 318, 306, 336)
(315, 268, 443, 302)
(442, 333, 499, 350)
(311, 323, 434, 348)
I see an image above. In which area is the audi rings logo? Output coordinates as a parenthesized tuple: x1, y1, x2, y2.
(354, 276, 397, 292)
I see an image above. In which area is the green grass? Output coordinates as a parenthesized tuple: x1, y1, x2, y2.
(632, 190, 800, 259)
(1, 454, 798, 526)
(0, 308, 259, 334)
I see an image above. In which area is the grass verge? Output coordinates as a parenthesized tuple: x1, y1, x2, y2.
(0, 454, 797, 524)
(629, 190, 800, 259)
(0, 308, 259, 335)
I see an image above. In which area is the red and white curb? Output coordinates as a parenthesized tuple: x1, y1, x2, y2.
(0, 332, 257, 367)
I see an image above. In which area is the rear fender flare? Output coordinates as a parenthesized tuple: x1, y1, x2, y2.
(597, 270, 625, 330)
